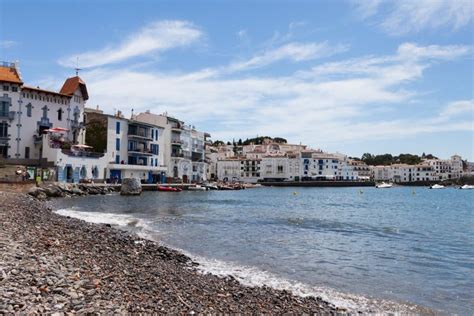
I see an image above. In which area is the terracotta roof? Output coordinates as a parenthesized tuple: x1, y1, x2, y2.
(0, 66, 23, 84)
(59, 76, 89, 100)
(23, 86, 71, 98)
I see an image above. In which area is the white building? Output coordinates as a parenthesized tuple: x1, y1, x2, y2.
(424, 155, 464, 180)
(216, 159, 242, 182)
(134, 111, 209, 183)
(0, 62, 86, 161)
(84, 108, 167, 183)
(0, 62, 108, 183)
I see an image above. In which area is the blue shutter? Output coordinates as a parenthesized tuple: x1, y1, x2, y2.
(115, 155, 120, 164)
(116, 138, 120, 151)
(116, 121, 120, 134)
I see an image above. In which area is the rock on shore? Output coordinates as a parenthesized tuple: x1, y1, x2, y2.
(0, 191, 341, 314)
(27, 183, 119, 200)
(120, 178, 142, 196)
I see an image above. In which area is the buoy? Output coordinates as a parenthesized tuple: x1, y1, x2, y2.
(293, 192, 298, 196)
(359, 189, 363, 194)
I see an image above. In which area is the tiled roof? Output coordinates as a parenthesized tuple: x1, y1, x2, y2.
(23, 86, 71, 98)
(0, 66, 23, 84)
(60, 76, 89, 100)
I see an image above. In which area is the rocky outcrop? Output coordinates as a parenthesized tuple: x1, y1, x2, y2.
(27, 183, 119, 200)
(120, 178, 142, 196)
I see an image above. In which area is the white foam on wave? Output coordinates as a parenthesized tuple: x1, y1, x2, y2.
(171, 249, 428, 315)
(55, 207, 149, 230)
(54, 207, 430, 315)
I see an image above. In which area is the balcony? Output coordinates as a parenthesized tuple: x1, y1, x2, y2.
(61, 149, 105, 158)
(171, 139, 183, 145)
(128, 131, 153, 141)
(171, 153, 184, 158)
(128, 148, 153, 156)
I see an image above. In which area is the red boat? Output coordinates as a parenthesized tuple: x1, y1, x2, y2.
(157, 186, 182, 192)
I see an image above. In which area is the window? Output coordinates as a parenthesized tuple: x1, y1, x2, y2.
(0, 122, 8, 138)
(155, 129, 159, 141)
(42, 106, 48, 118)
(116, 138, 120, 151)
(155, 159, 158, 167)
(3, 85, 9, 91)
(11, 86, 18, 92)
(57, 109, 63, 121)
(115, 154, 120, 164)
(0, 101, 9, 116)
(26, 103, 32, 117)
(25, 147, 30, 159)
(116, 121, 120, 134)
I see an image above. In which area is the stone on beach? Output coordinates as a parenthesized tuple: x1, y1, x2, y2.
(120, 178, 142, 196)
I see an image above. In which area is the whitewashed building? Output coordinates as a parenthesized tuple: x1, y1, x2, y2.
(84, 108, 167, 183)
(134, 111, 209, 183)
(0, 61, 109, 182)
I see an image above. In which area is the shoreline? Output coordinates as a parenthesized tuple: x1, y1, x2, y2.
(0, 191, 342, 314)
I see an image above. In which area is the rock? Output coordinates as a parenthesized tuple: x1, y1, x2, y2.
(120, 178, 142, 196)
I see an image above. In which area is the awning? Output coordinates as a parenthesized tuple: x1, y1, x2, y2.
(72, 144, 93, 149)
(46, 127, 69, 133)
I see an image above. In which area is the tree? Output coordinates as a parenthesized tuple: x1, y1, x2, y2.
(85, 121, 107, 153)
(273, 137, 287, 144)
(238, 138, 242, 145)
(212, 140, 225, 146)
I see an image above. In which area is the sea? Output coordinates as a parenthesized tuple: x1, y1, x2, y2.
(51, 186, 474, 315)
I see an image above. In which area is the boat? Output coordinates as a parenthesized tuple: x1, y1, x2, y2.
(157, 186, 182, 192)
(429, 184, 445, 189)
(459, 184, 474, 190)
(203, 183, 219, 190)
(188, 185, 208, 191)
(376, 182, 393, 188)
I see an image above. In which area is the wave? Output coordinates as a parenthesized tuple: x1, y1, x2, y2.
(55, 208, 150, 230)
(168, 248, 432, 315)
(53, 207, 433, 315)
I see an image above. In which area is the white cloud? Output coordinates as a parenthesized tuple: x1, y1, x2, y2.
(78, 42, 471, 149)
(0, 40, 17, 48)
(441, 100, 474, 117)
(226, 42, 349, 73)
(355, 0, 474, 35)
(58, 20, 202, 68)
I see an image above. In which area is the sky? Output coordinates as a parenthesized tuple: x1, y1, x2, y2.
(1, 0, 473, 160)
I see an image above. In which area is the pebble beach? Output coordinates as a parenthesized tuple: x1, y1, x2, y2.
(0, 191, 340, 314)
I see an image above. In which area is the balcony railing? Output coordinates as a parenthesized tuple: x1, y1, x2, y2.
(128, 148, 154, 156)
(128, 131, 152, 140)
(171, 153, 184, 158)
(61, 149, 105, 158)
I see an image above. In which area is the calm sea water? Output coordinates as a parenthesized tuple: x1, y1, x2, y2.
(52, 187, 474, 314)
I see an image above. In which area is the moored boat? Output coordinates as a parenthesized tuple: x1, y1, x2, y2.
(429, 184, 445, 189)
(188, 185, 208, 191)
(157, 186, 182, 192)
(376, 182, 393, 188)
(459, 184, 474, 190)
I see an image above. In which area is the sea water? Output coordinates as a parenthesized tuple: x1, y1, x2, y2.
(52, 187, 474, 314)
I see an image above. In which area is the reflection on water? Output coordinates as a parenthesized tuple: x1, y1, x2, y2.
(52, 187, 474, 315)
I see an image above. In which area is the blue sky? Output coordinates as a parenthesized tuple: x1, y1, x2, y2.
(1, 0, 473, 160)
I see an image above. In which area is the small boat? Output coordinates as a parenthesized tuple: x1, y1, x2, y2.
(429, 184, 445, 189)
(188, 185, 208, 191)
(204, 184, 219, 190)
(376, 182, 393, 188)
(459, 184, 474, 190)
(157, 186, 182, 192)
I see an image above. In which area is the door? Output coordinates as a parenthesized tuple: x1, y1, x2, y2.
(110, 169, 122, 183)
